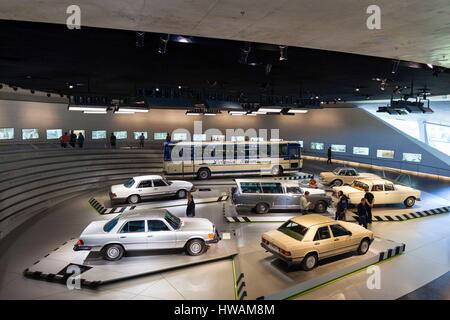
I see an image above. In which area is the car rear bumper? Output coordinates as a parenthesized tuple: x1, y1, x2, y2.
(73, 244, 93, 251)
(261, 242, 302, 263)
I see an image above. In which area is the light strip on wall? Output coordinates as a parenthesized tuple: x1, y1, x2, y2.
(287, 109, 308, 114)
(69, 106, 108, 112)
(119, 108, 148, 113)
(229, 111, 247, 116)
(186, 111, 201, 116)
(257, 107, 282, 113)
(114, 111, 135, 114)
(83, 111, 107, 114)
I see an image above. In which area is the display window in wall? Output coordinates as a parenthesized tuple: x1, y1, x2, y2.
(211, 135, 225, 141)
(114, 131, 128, 139)
(173, 133, 188, 141)
(331, 144, 346, 152)
(298, 140, 304, 148)
(377, 149, 395, 159)
(353, 147, 370, 156)
(92, 130, 107, 140)
(426, 122, 450, 156)
(231, 136, 245, 142)
(193, 134, 207, 141)
(73, 130, 85, 137)
(46, 129, 62, 140)
(0, 128, 14, 140)
(154, 132, 167, 140)
(402, 153, 422, 162)
(311, 142, 324, 150)
(134, 132, 148, 140)
(22, 128, 39, 140)
(251, 137, 264, 142)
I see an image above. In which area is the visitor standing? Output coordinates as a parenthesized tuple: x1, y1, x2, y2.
(110, 133, 117, 148)
(335, 191, 349, 221)
(327, 146, 332, 164)
(364, 188, 375, 224)
(186, 192, 195, 217)
(60, 132, 70, 148)
(77, 132, 85, 148)
(308, 175, 318, 188)
(299, 191, 311, 215)
(357, 198, 368, 228)
(165, 132, 171, 143)
(69, 130, 77, 148)
(139, 133, 145, 148)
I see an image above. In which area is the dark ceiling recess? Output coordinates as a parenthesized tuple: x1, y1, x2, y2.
(0, 19, 449, 108)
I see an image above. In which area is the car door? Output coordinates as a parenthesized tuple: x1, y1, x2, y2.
(152, 179, 173, 197)
(371, 184, 385, 204)
(285, 186, 302, 209)
(136, 180, 154, 199)
(260, 182, 284, 209)
(312, 226, 335, 258)
(146, 219, 176, 249)
(383, 183, 399, 204)
(329, 224, 355, 254)
(118, 220, 147, 250)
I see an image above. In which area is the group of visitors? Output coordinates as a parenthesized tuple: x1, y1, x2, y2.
(59, 130, 84, 148)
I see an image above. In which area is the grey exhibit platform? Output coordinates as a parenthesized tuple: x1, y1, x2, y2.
(24, 238, 238, 288)
(241, 237, 405, 300)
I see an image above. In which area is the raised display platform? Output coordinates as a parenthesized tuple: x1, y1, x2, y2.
(239, 237, 405, 299)
(24, 238, 238, 288)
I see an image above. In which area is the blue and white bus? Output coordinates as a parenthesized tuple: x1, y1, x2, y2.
(163, 141, 302, 180)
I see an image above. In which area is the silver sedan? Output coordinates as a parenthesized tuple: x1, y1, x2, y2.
(74, 210, 220, 260)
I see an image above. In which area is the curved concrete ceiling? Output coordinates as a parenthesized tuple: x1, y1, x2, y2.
(1, 0, 450, 68)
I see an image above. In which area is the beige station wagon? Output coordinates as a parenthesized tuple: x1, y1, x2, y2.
(261, 214, 374, 270)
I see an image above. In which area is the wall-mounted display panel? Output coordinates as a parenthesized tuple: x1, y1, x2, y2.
(92, 130, 107, 140)
(22, 128, 39, 140)
(46, 129, 62, 140)
(311, 142, 324, 150)
(173, 132, 188, 141)
(114, 131, 128, 140)
(0, 128, 14, 140)
(377, 149, 395, 159)
(154, 132, 167, 140)
(134, 131, 148, 140)
(251, 137, 264, 142)
(353, 147, 370, 156)
(193, 134, 207, 141)
(73, 130, 85, 137)
(331, 144, 346, 152)
(231, 136, 245, 142)
(298, 140, 303, 148)
(402, 153, 422, 162)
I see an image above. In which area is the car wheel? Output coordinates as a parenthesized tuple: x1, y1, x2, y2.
(271, 165, 283, 176)
(176, 189, 187, 199)
(357, 238, 371, 255)
(185, 239, 206, 256)
(314, 201, 328, 213)
(332, 179, 343, 186)
(127, 194, 140, 204)
(197, 168, 211, 180)
(301, 253, 318, 271)
(102, 244, 124, 261)
(255, 202, 270, 214)
(404, 196, 415, 208)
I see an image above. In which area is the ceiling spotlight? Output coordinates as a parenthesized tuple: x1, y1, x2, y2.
(155, 88, 160, 92)
(238, 42, 252, 64)
(69, 85, 74, 89)
(355, 88, 360, 92)
(279, 45, 288, 61)
(158, 34, 170, 54)
(47, 93, 51, 97)
(426, 63, 433, 69)
(136, 31, 145, 47)
(391, 59, 400, 74)
(30, 89, 35, 94)
(178, 85, 182, 89)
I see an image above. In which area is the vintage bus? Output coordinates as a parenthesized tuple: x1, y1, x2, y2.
(163, 141, 302, 180)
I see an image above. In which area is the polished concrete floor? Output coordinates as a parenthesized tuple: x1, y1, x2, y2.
(1, 163, 450, 300)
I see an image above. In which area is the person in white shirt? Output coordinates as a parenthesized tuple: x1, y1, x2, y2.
(299, 191, 311, 215)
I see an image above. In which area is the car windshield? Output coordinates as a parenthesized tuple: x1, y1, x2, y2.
(103, 214, 122, 232)
(332, 168, 341, 174)
(277, 221, 308, 241)
(124, 178, 135, 188)
(351, 180, 369, 191)
(164, 212, 181, 229)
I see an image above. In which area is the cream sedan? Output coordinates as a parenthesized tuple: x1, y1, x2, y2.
(333, 178, 421, 207)
(261, 214, 373, 270)
(319, 167, 379, 186)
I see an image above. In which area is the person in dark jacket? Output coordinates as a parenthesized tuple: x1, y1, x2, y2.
(69, 130, 77, 148)
(110, 133, 117, 148)
(165, 132, 171, 143)
(335, 191, 349, 221)
(77, 132, 85, 148)
(139, 133, 145, 148)
(327, 146, 332, 164)
(364, 189, 375, 224)
(357, 198, 368, 229)
(186, 192, 195, 217)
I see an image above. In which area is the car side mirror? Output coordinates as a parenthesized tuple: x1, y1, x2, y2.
(348, 231, 352, 236)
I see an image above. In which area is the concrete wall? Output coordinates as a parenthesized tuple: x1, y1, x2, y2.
(0, 99, 448, 176)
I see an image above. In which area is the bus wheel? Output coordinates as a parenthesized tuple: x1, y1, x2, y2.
(197, 168, 211, 180)
(271, 165, 283, 176)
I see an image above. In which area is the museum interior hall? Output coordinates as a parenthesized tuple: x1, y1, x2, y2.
(0, 0, 450, 303)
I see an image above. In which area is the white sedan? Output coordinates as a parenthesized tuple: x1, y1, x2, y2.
(110, 175, 194, 204)
(333, 178, 421, 207)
